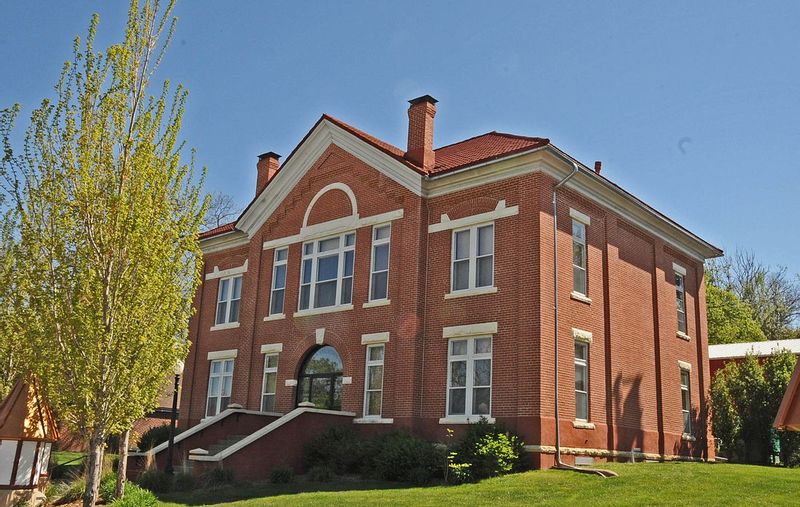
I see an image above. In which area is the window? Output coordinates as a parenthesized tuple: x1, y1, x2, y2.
(675, 273, 687, 334)
(299, 233, 355, 310)
(363, 344, 385, 417)
(261, 354, 278, 412)
(269, 248, 288, 315)
(680, 368, 692, 435)
(215, 275, 242, 325)
(447, 336, 492, 417)
(369, 225, 391, 301)
(206, 358, 234, 417)
(572, 220, 587, 295)
(575, 342, 589, 421)
(451, 224, 494, 292)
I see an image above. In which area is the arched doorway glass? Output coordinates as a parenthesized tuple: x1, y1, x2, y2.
(296, 346, 343, 410)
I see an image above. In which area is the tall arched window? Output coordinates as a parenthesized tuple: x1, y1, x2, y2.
(296, 346, 343, 410)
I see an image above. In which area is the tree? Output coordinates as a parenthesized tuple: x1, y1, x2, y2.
(202, 191, 241, 230)
(706, 281, 766, 345)
(0, 1, 206, 505)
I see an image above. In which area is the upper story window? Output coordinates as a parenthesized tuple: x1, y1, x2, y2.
(215, 276, 242, 325)
(299, 232, 355, 310)
(447, 336, 492, 417)
(269, 248, 288, 316)
(675, 272, 687, 334)
(206, 358, 234, 417)
(572, 220, 587, 296)
(451, 224, 494, 292)
(369, 225, 391, 301)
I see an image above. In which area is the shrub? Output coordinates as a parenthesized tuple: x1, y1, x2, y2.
(109, 483, 157, 507)
(306, 464, 334, 482)
(172, 472, 196, 491)
(270, 466, 294, 484)
(137, 424, 181, 451)
(448, 418, 525, 482)
(203, 467, 235, 488)
(304, 425, 365, 475)
(54, 475, 86, 504)
(369, 431, 445, 484)
(135, 468, 172, 493)
(99, 472, 118, 502)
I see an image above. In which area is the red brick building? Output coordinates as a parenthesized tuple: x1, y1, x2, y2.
(134, 95, 722, 477)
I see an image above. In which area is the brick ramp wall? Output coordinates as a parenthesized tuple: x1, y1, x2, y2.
(190, 409, 355, 482)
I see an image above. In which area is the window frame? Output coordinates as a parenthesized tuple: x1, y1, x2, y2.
(206, 358, 234, 418)
(363, 344, 385, 418)
(268, 248, 288, 316)
(261, 353, 279, 412)
(215, 275, 242, 325)
(680, 368, 692, 435)
(368, 224, 391, 302)
(675, 272, 687, 334)
(574, 341, 589, 421)
(572, 219, 588, 296)
(450, 223, 495, 293)
(298, 232, 356, 311)
(446, 336, 493, 418)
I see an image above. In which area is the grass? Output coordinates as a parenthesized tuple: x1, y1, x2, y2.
(51, 450, 86, 465)
(156, 462, 800, 506)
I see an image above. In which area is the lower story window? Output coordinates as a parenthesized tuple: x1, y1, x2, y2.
(261, 354, 278, 412)
(364, 344, 385, 417)
(206, 358, 234, 417)
(447, 336, 492, 417)
(681, 368, 692, 434)
(575, 341, 589, 421)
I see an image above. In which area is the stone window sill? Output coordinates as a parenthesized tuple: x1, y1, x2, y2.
(263, 313, 285, 322)
(293, 304, 354, 318)
(682, 433, 696, 442)
(209, 322, 240, 332)
(570, 291, 592, 305)
(362, 299, 391, 309)
(438, 416, 495, 425)
(573, 420, 596, 430)
(445, 286, 498, 300)
(353, 417, 394, 424)
(677, 331, 691, 341)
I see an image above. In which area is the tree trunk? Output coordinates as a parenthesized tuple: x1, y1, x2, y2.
(83, 432, 105, 507)
(116, 429, 130, 498)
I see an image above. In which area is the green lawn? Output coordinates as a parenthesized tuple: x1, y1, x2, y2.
(156, 462, 800, 506)
(50, 450, 85, 465)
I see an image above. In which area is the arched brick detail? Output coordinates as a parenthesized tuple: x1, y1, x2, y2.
(304, 183, 357, 227)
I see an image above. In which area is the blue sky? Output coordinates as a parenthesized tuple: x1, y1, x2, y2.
(2, 1, 799, 273)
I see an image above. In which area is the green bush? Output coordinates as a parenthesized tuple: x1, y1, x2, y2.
(54, 475, 86, 504)
(172, 472, 196, 491)
(448, 418, 525, 482)
(136, 424, 181, 451)
(270, 466, 294, 484)
(135, 468, 172, 493)
(203, 467, 235, 488)
(99, 472, 118, 502)
(109, 483, 157, 507)
(369, 431, 445, 484)
(306, 464, 334, 482)
(304, 425, 365, 474)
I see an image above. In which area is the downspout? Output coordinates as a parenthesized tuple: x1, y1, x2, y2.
(550, 160, 617, 478)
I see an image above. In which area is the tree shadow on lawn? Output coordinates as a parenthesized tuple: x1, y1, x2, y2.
(156, 478, 415, 506)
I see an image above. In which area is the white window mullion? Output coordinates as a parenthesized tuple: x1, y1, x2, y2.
(469, 229, 477, 290)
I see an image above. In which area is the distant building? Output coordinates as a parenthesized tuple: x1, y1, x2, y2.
(708, 339, 800, 379)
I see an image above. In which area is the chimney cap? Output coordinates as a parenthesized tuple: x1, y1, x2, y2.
(408, 94, 438, 106)
(258, 152, 281, 160)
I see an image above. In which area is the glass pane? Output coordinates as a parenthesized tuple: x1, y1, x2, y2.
(220, 396, 230, 412)
(478, 225, 493, 256)
(683, 412, 691, 433)
(300, 285, 310, 310)
(215, 301, 227, 325)
(475, 337, 492, 354)
(453, 260, 469, 290)
(344, 250, 354, 277)
(477, 256, 493, 287)
(449, 388, 466, 415)
(222, 376, 233, 396)
(218, 279, 229, 302)
(265, 372, 277, 394)
(575, 364, 587, 392)
(682, 390, 691, 410)
(274, 265, 286, 289)
(573, 241, 585, 268)
(276, 248, 288, 262)
(206, 398, 217, 417)
(224, 360, 234, 373)
(678, 312, 687, 333)
(675, 274, 684, 290)
(576, 392, 588, 420)
(267, 354, 278, 369)
(319, 237, 339, 252)
(340, 277, 353, 305)
(474, 359, 491, 386)
(262, 394, 275, 412)
(371, 271, 388, 300)
(451, 340, 467, 356)
(310, 377, 331, 408)
(211, 361, 222, 374)
(345, 233, 355, 246)
(232, 276, 242, 299)
(368, 345, 384, 362)
(302, 346, 344, 374)
(302, 259, 312, 283)
(374, 225, 390, 241)
(373, 244, 389, 271)
(317, 255, 339, 281)
(270, 289, 285, 315)
(229, 299, 240, 323)
(473, 387, 491, 415)
(368, 365, 383, 390)
(454, 230, 470, 260)
(304, 242, 314, 255)
(573, 266, 587, 295)
(575, 342, 587, 361)
(299, 377, 311, 403)
(332, 376, 343, 410)
(681, 370, 690, 387)
(367, 391, 382, 416)
(450, 361, 467, 387)
(315, 280, 337, 307)
(209, 376, 220, 396)
(572, 221, 585, 242)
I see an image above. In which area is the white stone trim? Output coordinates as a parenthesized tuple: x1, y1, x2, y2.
(428, 200, 518, 234)
(673, 262, 687, 276)
(523, 444, 706, 462)
(302, 182, 359, 228)
(209, 322, 240, 332)
(573, 420, 596, 430)
(188, 448, 209, 456)
(362, 299, 391, 309)
(570, 291, 592, 304)
(200, 230, 249, 255)
(444, 286, 498, 299)
(263, 313, 285, 322)
(677, 331, 691, 341)
(341, 376, 352, 385)
(315, 328, 325, 345)
(442, 321, 498, 339)
(207, 349, 238, 361)
(293, 304, 354, 318)
(205, 259, 248, 280)
(285, 379, 298, 387)
(361, 332, 390, 345)
(353, 417, 394, 424)
(570, 208, 591, 225)
(678, 360, 692, 371)
(439, 416, 496, 425)
(572, 328, 593, 344)
(682, 433, 696, 442)
(260, 343, 283, 354)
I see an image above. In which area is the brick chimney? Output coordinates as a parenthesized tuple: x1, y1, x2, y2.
(256, 152, 281, 196)
(405, 95, 438, 171)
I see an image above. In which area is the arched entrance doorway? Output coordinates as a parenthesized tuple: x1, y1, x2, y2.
(296, 346, 343, 410)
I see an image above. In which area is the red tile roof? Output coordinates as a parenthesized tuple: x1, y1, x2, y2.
(199, 222, 236, 239)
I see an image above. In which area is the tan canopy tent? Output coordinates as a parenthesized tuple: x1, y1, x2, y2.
(774, 361, 800, 432)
